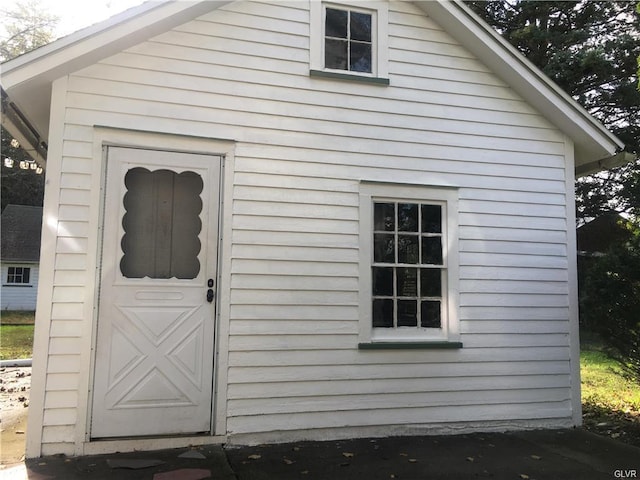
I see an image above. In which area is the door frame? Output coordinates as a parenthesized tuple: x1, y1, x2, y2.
(79, 128, 235, 454)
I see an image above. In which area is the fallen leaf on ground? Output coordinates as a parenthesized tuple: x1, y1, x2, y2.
(342, 452, 354, 458)
(248, 454, 261, 460)
(530, 455, 542, 460)
(466, 457, 474, 462)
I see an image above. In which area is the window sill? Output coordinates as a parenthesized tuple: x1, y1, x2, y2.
(310, 69, 390, 85)
(358, 341, 463, 350)
(2, 284, 33, 287)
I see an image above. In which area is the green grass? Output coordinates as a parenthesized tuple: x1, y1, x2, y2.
(581, 348, 640, 411)
(0, 310, 35, 360)
(580, 344, 640, 446)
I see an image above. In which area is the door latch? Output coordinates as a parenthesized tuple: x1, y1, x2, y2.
(207, 278, 214, 303)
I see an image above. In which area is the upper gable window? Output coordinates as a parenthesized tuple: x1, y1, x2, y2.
(325, 7, 372, 73)
(310, 1, 389, 83)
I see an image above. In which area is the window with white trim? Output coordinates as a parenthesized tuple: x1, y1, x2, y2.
(325, 7, 373, 73)
(310, 1, 389, 81)
(7, 266, 31, 284)
(359, 183, 460, 347)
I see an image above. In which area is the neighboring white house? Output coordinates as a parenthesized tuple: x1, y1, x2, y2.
(0, 0, 629, 459)
(1, 205, 43, 311)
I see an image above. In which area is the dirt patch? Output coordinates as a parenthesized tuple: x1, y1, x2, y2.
(0, 366, 31, 467)
(582, 399, 640, 448)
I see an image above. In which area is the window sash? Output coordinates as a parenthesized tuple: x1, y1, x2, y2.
(7, 267, 30, 284)
(324, 6, 374, 74)
(371, 201, 445, 330)
(358, 182, 459, 344)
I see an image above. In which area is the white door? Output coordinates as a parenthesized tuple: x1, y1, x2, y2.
(91, 146, 221, 438)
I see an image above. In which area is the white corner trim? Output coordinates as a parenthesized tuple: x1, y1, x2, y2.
(563, 136, 582, 426)
(25, 75, 69, 459)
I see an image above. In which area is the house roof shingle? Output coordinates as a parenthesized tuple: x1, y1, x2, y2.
(1, 204, 43, 262)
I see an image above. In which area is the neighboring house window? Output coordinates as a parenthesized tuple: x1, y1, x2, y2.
(359, 183, 460, 346)
(7, 266, 30, 284)
(310, 1, 389, 81)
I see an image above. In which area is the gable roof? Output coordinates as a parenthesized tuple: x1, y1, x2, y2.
(0, 0, 627, 174)
(1, 205, 43, 263)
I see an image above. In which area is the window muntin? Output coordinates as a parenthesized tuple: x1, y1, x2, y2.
(7, 267, 30, 284)
(372, 202, 445, 331)
(324, 6, 373, 73)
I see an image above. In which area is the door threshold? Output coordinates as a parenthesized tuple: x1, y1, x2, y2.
(82, 434, 227, 456)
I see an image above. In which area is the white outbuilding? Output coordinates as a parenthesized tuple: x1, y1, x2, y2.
(0, 0, 628, 458)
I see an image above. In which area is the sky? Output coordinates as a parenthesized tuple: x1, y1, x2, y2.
(1, 0, 147, 39)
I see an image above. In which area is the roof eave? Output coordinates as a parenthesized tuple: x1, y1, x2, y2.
(1, 0, 228, 152)
(575, 151, 637, 178)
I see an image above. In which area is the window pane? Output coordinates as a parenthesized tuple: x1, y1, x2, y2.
(350, 12, 371, 41)
(397, 268, 417, 297)
(373, 299, 394, 327)
(422, 236, 443, 265)
(398, 235, 419, 264)
(421, 300, 441, 328)
(398, 203, 418, 232)
(350, 42, 372, 73)
(374, 203, 394, 231)
(372, 267, 393, 296)
(23, 268, 30, 283)
(326, 8, 348, 38)
(420, 268, 441, 297)
(121, 168, 203, 279)
(374, 233, 395, 263)
(325, 38, 348, 70)
(397, 300, 417, 326)
(422, 204, 442, 233)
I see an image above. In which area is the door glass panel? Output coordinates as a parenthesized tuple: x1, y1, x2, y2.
(121, 168, 203, 279)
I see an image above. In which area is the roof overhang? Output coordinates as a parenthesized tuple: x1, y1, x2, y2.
(1, 0, 229, 163)
(1, 0, 631, 176)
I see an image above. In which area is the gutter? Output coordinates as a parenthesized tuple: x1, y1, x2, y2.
(1, 87, 47, 166)
(575, 151, 637, 178)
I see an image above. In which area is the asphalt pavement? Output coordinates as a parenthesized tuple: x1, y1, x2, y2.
(2, 428, 638, 479)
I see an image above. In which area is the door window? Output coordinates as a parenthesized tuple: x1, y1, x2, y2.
(120, 167, 203, 279)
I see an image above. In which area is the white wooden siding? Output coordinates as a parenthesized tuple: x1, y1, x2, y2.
(38, 0, 577, 451)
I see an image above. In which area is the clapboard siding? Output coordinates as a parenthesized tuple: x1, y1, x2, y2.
(37, 0, 579, 450)
(229, 388, 571, 417)
(228, 346, 571, 367)
(227, 402, 572, 434)
(228, 373, 571, 399)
